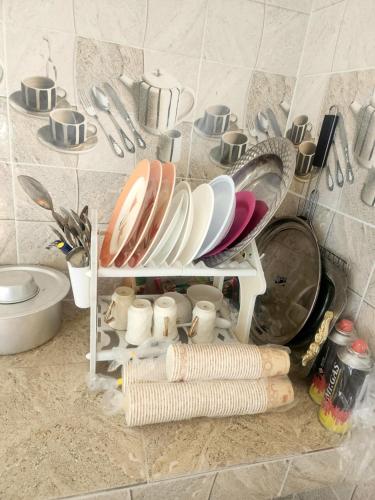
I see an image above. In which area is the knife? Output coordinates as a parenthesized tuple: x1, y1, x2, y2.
(337, 112, 354, 184)
(265, 108, 282, 137)
(103, 82, 146, 149)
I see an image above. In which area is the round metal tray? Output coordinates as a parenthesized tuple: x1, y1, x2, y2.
(202, 137, 296, 267)
(251, 216, 321, 345)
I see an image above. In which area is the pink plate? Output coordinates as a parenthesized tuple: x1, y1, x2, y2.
(203, 191, 256, 257)
(230, 199, 269, 248)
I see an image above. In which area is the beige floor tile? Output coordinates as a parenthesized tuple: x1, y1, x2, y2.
(131, 474, 214, 500)
(210, 460, 288, 500)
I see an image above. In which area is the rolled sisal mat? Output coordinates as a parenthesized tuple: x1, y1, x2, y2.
(166, 343, 290, 382)
(124, 376, 294, 427)
(122, 357, 167, 390)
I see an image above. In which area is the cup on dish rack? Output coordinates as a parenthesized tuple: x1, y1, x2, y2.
(290, 115, 312, 145)
(199, 104, 237, 136)
(296, 141, 316, 177)
(67, 262, 90, 309)
(158, 129, 182, 162)
(190, 300, 216, 344)
(104, 286, 135, 331)
(49, 109, 97, 147)
(279, 99, 291, 116)
(125, 298, 153, 346)
(21, 75, 66, 112)
(220, 131, 248, 165)
(152, 296, 178, 340)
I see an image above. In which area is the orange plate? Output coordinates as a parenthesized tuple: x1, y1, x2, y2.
(100, 159, 151, 267)
(128, 162, 176, 268)
(114, 160, 163, 268)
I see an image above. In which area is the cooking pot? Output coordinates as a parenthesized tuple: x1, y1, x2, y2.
(0, 265, 70, 354)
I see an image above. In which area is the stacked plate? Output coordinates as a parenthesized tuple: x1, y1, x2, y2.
(100, 138, 295, 269)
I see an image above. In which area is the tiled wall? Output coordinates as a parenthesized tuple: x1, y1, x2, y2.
(282, 0, 375, 352)
(0, 0, 309, 270)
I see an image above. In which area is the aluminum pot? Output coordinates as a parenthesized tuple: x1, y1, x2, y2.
(0, 265, 70, 355)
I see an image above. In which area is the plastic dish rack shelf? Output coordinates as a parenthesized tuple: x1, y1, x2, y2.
(88, 210, 266, 375)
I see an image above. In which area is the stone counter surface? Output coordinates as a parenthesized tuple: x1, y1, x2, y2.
(0, 303, 369, 500)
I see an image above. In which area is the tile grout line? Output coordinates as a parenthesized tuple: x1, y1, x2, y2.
(329, 0, 348, 74)
(207, 472, 218, 500)
(253, 1, 266, 70)
(277, 459, 292, 497)
(185, 0, 210, 179)
(354, 262, 375, 321)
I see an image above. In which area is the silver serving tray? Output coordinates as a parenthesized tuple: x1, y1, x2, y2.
(251, 216, 321, 345)
(202, 137, 296, 267)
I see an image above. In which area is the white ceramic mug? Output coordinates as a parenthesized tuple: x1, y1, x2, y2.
(49, 109, 97, 147)
(153, 296, 178, 340)
(104, 286, 135, 331)
(290, 115, 312, 145)
(220, 131, 248, 165)
(163, 292, 192, 324)
(200, 104, 237, 136)
(21, 75, 66, 112)
(158, 129, 182, 162)
(125, 298, 153, 346)
(191, 300, 216, 344)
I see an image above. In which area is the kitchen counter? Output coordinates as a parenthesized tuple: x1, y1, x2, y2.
(0, 302, 345, 500)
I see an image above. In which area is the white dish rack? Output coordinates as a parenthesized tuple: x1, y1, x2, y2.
(88, 209, 266, 375)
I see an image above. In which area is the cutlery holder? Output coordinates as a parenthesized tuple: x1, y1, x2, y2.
(313, 114, 339, 168)
(67, 263, 90, 309)
(124, 377, 294, 426)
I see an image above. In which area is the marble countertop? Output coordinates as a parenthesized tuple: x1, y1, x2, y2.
(0, 302, 341, 499)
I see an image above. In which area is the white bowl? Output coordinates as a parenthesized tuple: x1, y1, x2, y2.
(187, 284, 223, 311)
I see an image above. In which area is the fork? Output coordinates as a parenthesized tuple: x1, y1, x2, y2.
(78, 88, 124, 158)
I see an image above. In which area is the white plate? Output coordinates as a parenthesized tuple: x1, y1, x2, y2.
(177, 183, 214, 266)
(195, 175, 235, 258)
(166, 182, 193, 265)
(144, 182, 189, 266)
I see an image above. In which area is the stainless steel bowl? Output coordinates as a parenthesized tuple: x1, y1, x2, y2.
(0, 265, 70, 355)
(0, 270, 39, 303)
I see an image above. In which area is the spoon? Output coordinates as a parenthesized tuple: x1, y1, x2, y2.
(92, 86, 135, 153)
(256, 111, 270, 137)
(247, 119, 259, 143)
(18, 175, 65, 230)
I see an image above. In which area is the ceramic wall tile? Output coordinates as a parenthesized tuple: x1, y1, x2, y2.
(294, 487, 339, 500)
(75, 37, 144, 118)
(310, 203, 334, 244)
(343, 289, 362, 320)
(4, 0, 74, 32)
(245, 70, 295, 140)
(300, 2, 345, 76)
(312, 0, 344, 10)
(366, 266, 375, 307)
(0, 219, 17, 264)
(334, 0, 375, 72)
(356, 300, 375, 356)
(210, 460, 289, 500)
(74, 0, 147, 48)
(281, 449, 344, 495)
(256, 6, 309, 77)
(0, 22, 6, 97)
(136, 121, 192, 179)
(352, 479, 375, 500)
(325, 213, 375, 297)
(204, 0, 264, 68)
(188, 130, 226, 181)
(143, 49, 201, 121)
(77, 170, 126, 224)
(0, 97, 9, 160)
(330, 483, 356, 500)
(267, 0, 312, 13)
(144, 0, 207, 58)
(6, 25, 76, 102)
(9, 108, 78, 168)
(131, 474, 214, 500)
(16, 220, 67, 270)
(14, 164, 78, 221)
(0, 162, 13, 218)
(287, 74, 329, 137)
(196, 61, 251, 128)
